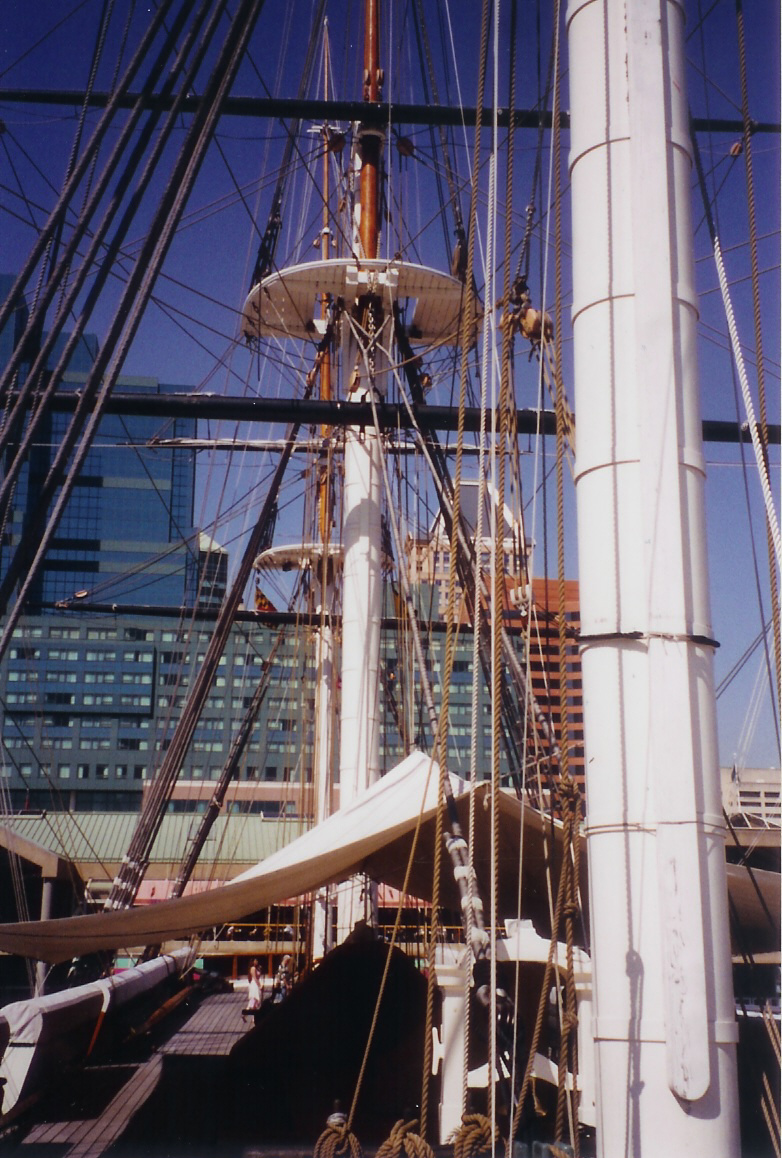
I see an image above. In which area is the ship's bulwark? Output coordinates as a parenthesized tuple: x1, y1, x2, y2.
(0, 750, 776, 964)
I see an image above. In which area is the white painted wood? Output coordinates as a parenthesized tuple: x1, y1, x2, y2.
(566, 0, 740, 1151)
(242, 258, 468, 347)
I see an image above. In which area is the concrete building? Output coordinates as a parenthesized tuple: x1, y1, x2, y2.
(722, 764, 781, 827)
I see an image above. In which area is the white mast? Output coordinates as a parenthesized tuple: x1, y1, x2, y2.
(567, 0, 740, 1153)
(335, 0, 384, 939)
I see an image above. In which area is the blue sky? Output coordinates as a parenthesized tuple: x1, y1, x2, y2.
(0, 0, 779, 769)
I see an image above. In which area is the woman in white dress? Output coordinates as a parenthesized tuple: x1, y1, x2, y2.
(247, 958, 262, 1010)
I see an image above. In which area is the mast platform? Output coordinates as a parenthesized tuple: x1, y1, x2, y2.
(241, 257, 468, 347)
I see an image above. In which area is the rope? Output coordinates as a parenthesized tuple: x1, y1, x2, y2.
(489, 0, 517, 1136)
(689, 129, 781, 574)
(313, 1121, 363, 1158)
(551, 3, 579, 1147)
(735, 0, 781, 705)
(421, 0, 492, 1141)
(452, 1113, 499, 1158)
(377, 1118, 435, 1158)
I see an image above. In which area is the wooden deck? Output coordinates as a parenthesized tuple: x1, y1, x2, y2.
(14, 988, 251, 1157)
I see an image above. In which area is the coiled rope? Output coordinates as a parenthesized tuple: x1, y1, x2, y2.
(452, 1112, 499, 1158)
(313, 1120, 363, 1158)
(376, 1118, 435, 1158)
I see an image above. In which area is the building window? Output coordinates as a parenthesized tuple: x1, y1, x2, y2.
(117, 738, 148, 751)
(77, 764, 89, 779)
(124, 628, 153, 642)
(10, 646, 41, 660)
(96, 765, 109, 779)
(58, 764, 71, 779)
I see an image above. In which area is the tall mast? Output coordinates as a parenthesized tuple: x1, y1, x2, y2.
(312, 19, 336, 959)
(567, 0, 740, 1152)
(335, 0, 385, 938)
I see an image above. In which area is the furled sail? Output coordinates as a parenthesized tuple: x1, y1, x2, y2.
(0, 749, 777, 966)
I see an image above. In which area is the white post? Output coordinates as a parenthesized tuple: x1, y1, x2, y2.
(567, 0, 740, 1154)
(312, 574, 335, 960)
(434, 958, 469, 1145)
(336, 294, 384, 941)
(34, 878, 53, 996)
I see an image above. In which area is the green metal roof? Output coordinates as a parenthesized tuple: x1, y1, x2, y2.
(0, 812, 307, 883)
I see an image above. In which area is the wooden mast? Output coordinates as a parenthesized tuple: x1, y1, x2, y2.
(359, 0, 381, 259)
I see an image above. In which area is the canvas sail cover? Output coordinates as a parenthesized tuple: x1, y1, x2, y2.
(0, 750, 776, 964)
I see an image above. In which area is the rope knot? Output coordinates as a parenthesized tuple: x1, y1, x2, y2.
(377, 1119, 434, 1158)
(561, 1009, 579, 1035)
(313, 1120, 363, 1158)
(452, 1112, 499, 1158)
(556, 777, 578, 802)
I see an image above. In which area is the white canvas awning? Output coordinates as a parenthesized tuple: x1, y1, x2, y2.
(0, 750, 776, 965)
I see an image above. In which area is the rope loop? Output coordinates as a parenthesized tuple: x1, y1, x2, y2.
(452, 1112, 499, 1158)
(313, 1122, 363, 1158)
(376, 1118, 434, 1158)
(556, 776, 578, 803)
(561, 1009, 579, 1035)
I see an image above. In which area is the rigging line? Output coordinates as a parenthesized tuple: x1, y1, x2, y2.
(698, 262, 781, 298)
(362, 331, 499, 1136)
(690, 127, 781, 572)
(0, 0, 181, 351)
(106, 311, 336, 910)
(423, 0, 492, 1140)
(47, 0, 118, 315)
(691, 154, 743, 241)
(413, 0, 465, 263)
(464, 66, 498, 1131)
(0, 0, 264, 639)
(685, 55, 744, 119)
(716, 619, 773, 698)
(686, 0, 722, 43)
(515, 19, 557, 283)
(0, 765, 35, 992)
(698, 314, 782, 379)
(384, 323, 528, 784)
(169, 580, 304, 900)
(0, 0, 93, 81)
(0, 138, 40, 229)
(735, 646, 770, 769)
(0, 705, 115, 884)
(726, 347, 780, 750)
(250, 0, 328, 284)
(696, 230, 781, 261)
(548, 0, 580, 1144)
(736, 0, 781, 705)
(0, 0, 214, 477)
(410, 1, 454, 265)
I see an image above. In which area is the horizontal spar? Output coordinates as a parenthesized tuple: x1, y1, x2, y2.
(0, 90, 778, 135)
(25, 393, 781, 445)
